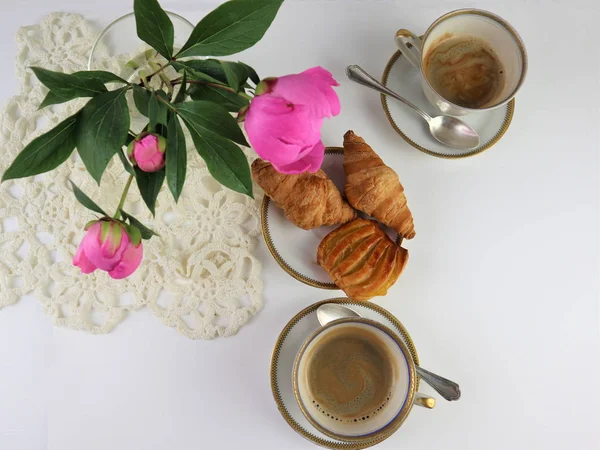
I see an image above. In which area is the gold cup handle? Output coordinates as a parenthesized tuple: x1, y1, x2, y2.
(394, 29, 423, 70)
(414, 393, 436, 409)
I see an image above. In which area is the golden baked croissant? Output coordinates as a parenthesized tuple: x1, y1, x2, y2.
(343, 130, 416, 239)
(317, 218, 408, 301)
(252, 159, 357, 230)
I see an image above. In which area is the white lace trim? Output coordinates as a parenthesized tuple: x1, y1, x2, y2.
(0, 13, 264, 339)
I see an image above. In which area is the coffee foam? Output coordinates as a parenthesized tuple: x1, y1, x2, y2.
(307, 390, 393, 424)
(304, 327, 396, 424)
(424, 35, 505, 108)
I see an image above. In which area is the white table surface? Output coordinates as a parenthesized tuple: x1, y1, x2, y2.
(0, 1, 599, 449)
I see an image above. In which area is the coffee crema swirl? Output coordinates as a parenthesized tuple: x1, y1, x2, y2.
(424, 35, 505, 109)
(305, 326, 395, 422)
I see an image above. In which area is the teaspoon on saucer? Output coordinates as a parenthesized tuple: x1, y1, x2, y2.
(317, 303, 461, 401)
(346, 64, 480, 150)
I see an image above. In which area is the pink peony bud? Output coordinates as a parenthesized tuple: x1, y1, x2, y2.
(73, 219, 143, 279)
(127, 133, 166, 172)
(244, 67, 340, 174)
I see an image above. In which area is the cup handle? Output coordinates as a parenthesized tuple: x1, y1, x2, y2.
(414, 393, 436, 409)
(394, 29, 423, 69)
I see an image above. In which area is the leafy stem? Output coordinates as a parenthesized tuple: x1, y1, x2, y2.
(139, 62, 172, 87)
(114, 174, 134, 219)
(171, 79, 237, 93)
(156, 93, 178, 112)
(148, 62, 170, 79)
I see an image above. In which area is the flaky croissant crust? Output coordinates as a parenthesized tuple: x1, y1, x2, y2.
(343, 130, 416, 239)
(252, 159, 356, 230)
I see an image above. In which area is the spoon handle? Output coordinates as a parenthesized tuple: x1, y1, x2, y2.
(346, 65, 431, 122)
(415, 365, 461, 401)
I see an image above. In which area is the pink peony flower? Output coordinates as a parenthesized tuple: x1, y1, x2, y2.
(244, 66, 340, 174)
(73, 220, 143, 279)
(127, 133, 166, 172)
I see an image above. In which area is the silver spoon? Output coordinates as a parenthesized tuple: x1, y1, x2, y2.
(346, 65, 480, 150)
(317, 303, 461, 401)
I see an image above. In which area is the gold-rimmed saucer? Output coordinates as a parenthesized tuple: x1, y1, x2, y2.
(261, 148, 402, 289)
(381, 47, 515, 159)
(261, 148, 344, 289)
(270, 298, 421, 449)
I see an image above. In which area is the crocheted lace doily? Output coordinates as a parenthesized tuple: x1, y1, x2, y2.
(0, 13, 263, 339)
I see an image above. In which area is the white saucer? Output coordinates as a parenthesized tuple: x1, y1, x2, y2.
(270, 298, 421, 449)
(261, 148, 401, 289)
(381, 49, 515, 158)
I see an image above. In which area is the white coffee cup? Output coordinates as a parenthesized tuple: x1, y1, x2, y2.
(395, 9, 527, 116)
(293, 318, 434, 442)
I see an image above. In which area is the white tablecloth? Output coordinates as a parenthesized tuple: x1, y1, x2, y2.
(0, 1, 598, 449)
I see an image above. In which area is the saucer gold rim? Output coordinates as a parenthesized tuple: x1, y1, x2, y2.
(260, 149, 403, 290)
(270, 298, 420, 450)
(381, 48, 516, 159)
(260, 148, 344, 290)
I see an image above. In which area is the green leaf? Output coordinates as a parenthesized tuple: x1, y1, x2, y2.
(174, 59, 228, 84)
(166, 114, 187, 202)
(155, 122, 168, 138)
(134, 166, 165, 216)
(187, 84, 249, 112)
(76, 87, 130, 184)
(75, 71, 128, 84)
(69, 180, 107, 216)
(241, 62, 260, 85)
(176, 101, 248, 147)
(2, 114, 78, 182)
(133, 84, 151, 117)
(39, 91, 71, 108)
(182, 123, 252, 197)
(133, 0, 174, 59)
(117, 148, 135, 176)
(148, 93, 160, 130)
(126, 133, 136, 146)
(31, 67, 107, 95)
(173, 71, 187, 103)
(32, 67, 108, 109)
(120, 210, 159, 239)
(176, 0, 284, 58)
(221, 61, 251, 91)
(39, 71, 128, 108)
(133, 86, 168, 125)
(172, 60, 227, 85)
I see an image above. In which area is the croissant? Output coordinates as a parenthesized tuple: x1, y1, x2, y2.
(252, 159, 357, 230)
(343, 130, 416, 239)
(317, 218, 408, 301)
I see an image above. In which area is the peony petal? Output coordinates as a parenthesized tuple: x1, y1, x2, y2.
(245, 95, 321, 166)
(134, 135, 165, 172)
(271, 68, 340, 118)
(300, 67, 341, 116)
(108, 242, 143, 279)
(72, 243, 97, 274)
(301, 66, 340, 86)
(317, 83, 341, 117)
(85, 222, 129, 272)
(138, 134, 159, 150)
(137, 155, 165, 172)
(272, 140, 325, 174)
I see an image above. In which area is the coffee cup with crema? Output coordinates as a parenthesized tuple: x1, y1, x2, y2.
(293, 318, 435, 442)
(395, 9, 527, 116)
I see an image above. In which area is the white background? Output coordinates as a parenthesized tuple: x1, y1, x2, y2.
(0, 0, 599, 449)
